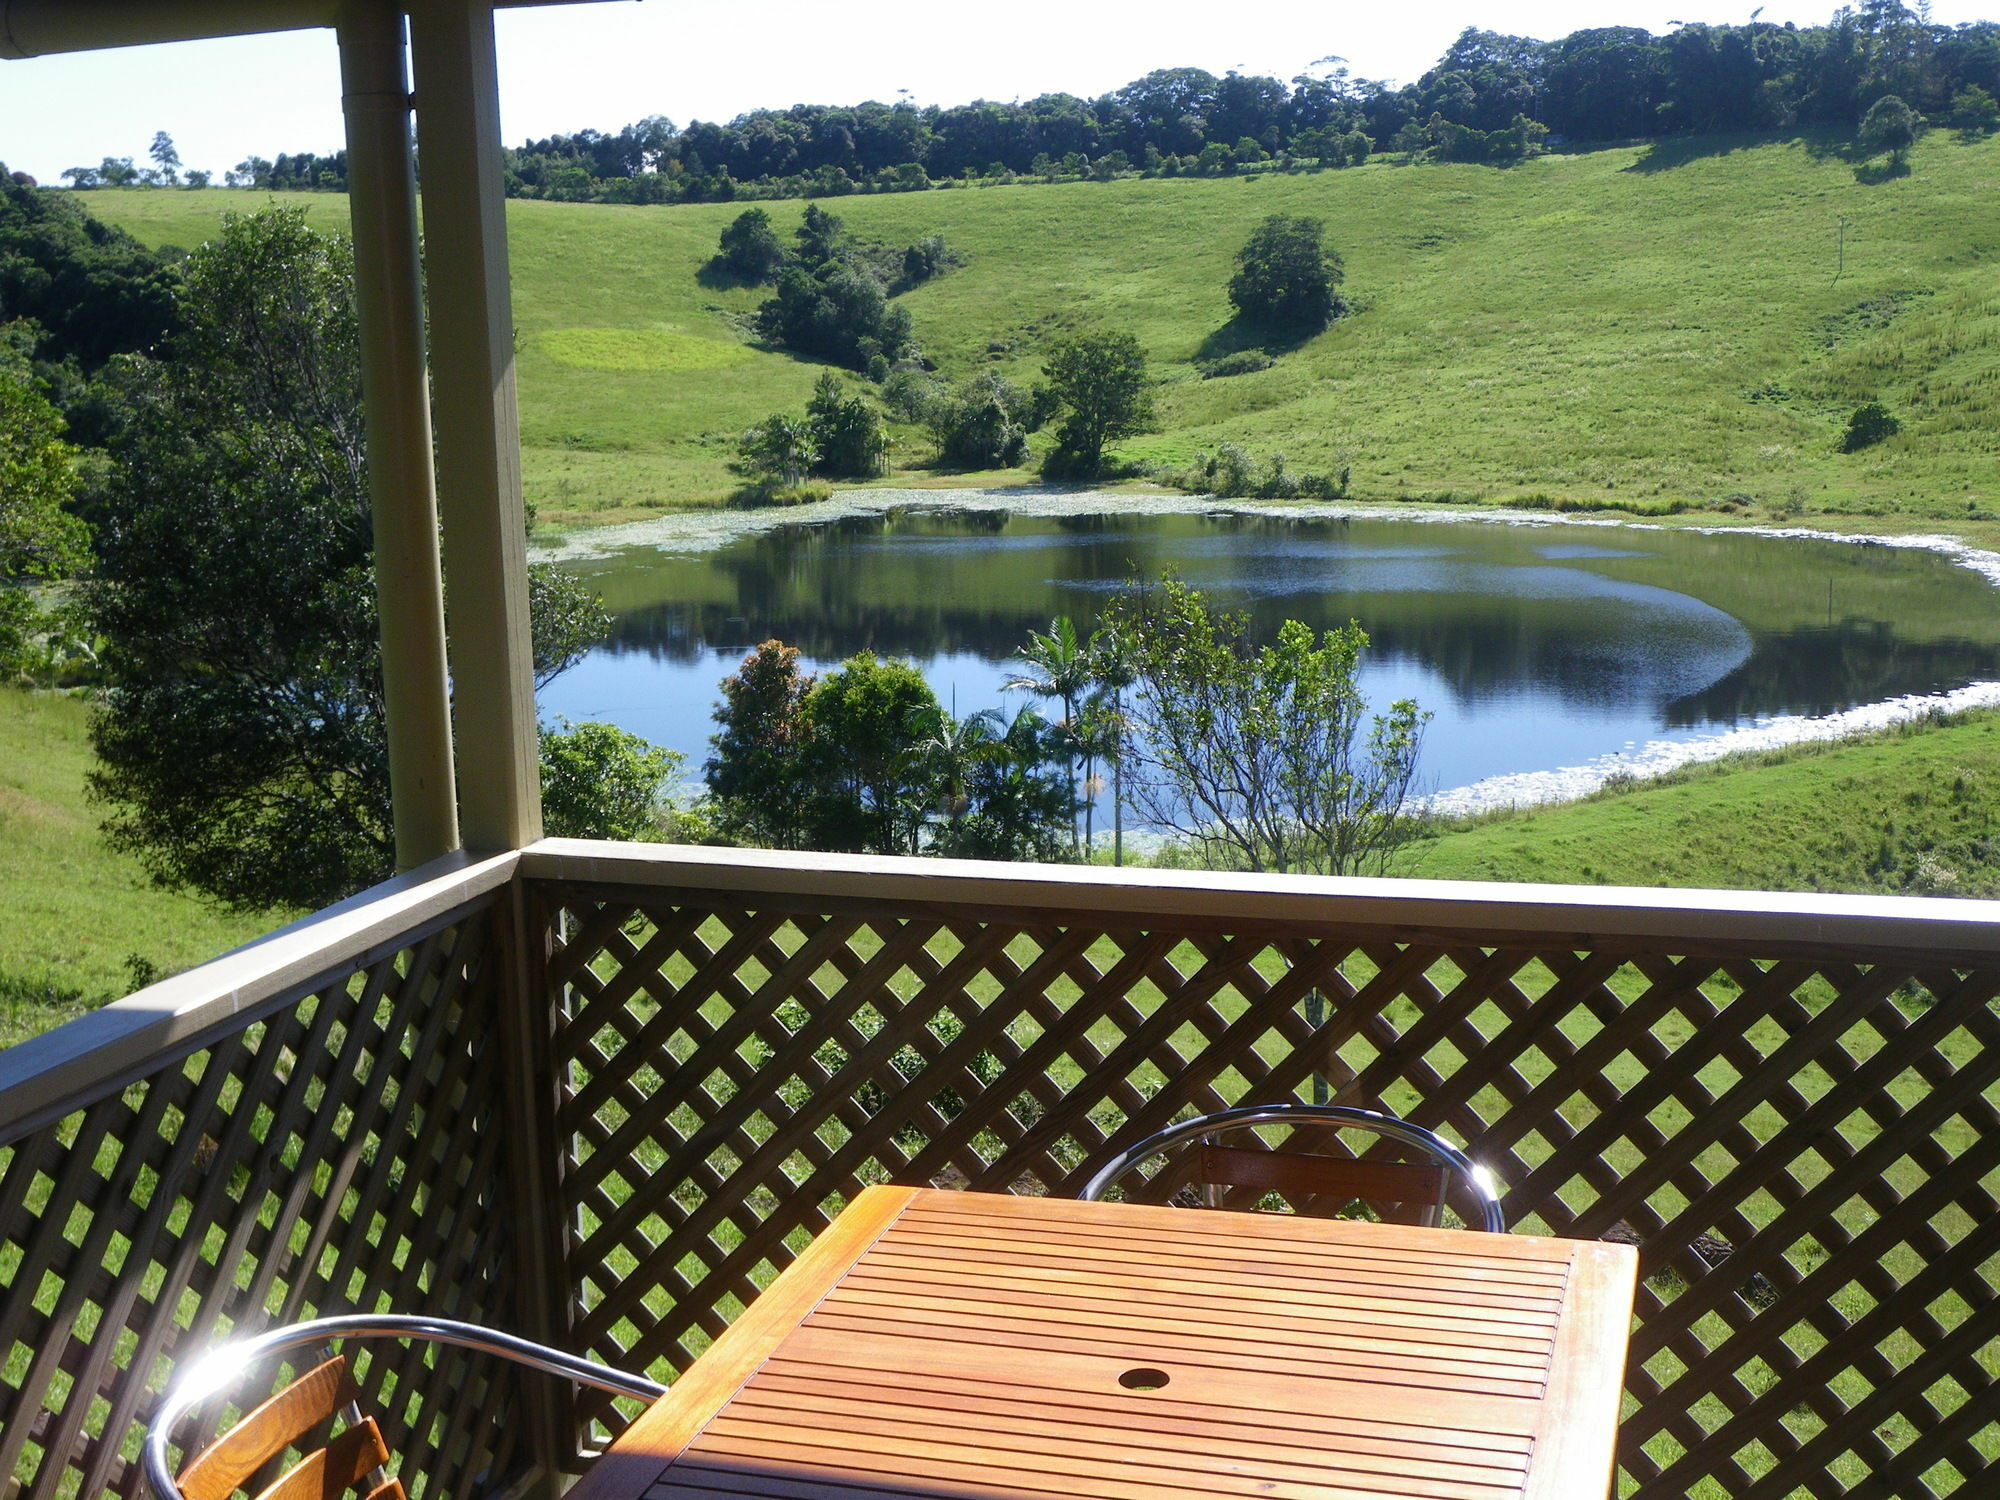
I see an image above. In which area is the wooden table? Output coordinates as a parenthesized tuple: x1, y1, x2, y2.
(573, 1186, 1639, 1500)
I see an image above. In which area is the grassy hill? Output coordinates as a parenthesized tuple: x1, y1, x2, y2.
(86, 127, 2000, 532)
(1412, 710, 2000, 896)
(0, 690, 281, 1046)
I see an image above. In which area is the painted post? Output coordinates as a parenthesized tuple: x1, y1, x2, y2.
(337, 0, 460, 867)
(408, 0, 544, 852)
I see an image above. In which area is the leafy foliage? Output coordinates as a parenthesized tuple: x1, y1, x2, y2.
(1859, 93, 1921, 161)
(246, 8, 2000, 203)
(0, 346, 87, 680)
(735, 413, 819, 487)
(1227, 215, 1346, 334)
(706, 639, 1072, 858)
(899, 233, 959, 286)
(923, 371, 1031, 469)
(84, 209, 606, 909)
(754, 258, 913, 370)
(1038, 330, 1155, 479)
(1107, 575, 1428, 876)
(540, 718, 684, 840)
(715, 207, 786, 282)
(1200, 350, 1274, 378)
(736, 374, 887, 493)
(0, 165, 178, 436)
(1172, 443, 1349, 500)
(1841, 400, 1900, 451)
(803, 372, 889, 477)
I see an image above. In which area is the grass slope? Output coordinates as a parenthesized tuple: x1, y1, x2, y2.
(1415, 710, 2000, 896)
(89, 128, 2000, 531)
(0, 689, 279, 1046)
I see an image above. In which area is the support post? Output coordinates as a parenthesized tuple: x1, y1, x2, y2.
(492, 880, 577, 1488)
(408, 0, 543, 852)
(338, 0, 459, 868)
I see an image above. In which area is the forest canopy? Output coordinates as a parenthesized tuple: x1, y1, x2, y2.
(182, 4, 1997, 204)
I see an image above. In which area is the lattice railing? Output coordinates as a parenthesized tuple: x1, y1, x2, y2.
(525, 845, 2000, 1500)
(0, 855, 535, 1500)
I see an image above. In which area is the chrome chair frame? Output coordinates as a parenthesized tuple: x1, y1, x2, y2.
(1079, 1102, 1506, 1233)
(142, 1314, 668, 1500)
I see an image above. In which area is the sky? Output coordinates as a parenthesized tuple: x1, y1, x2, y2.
(0, 1, 1988, 183)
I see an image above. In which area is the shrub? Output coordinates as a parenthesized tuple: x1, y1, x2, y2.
(539, 719, 683, 841)
(881, 366, 945, 423)
(927, 372, 1031, 469)
(1200, 350, 1274, 379)
(1176, 443, 1348, 500)
(1227, 215, 1346, 335)
(755, 260, 914, 370)
(804, 372, 889, 478)
(715, 207, 785, 282)
(900, 233, 958, 286)
(1841, 401, 1900, 452)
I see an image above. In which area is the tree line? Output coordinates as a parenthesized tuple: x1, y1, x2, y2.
(129, 4, 1994, 205)
(703, 579, 1428, 878)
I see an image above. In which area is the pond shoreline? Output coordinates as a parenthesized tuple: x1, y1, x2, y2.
(532, 486, 2000, 817)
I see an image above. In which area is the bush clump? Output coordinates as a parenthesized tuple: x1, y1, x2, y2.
(1173, 443, 1349, 500)
(1840, 401, 1900, 452)
(927, 372, 1034, 469)
(1200, 350, 1275, 379)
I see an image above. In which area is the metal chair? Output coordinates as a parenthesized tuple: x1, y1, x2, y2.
(1080, 1103, 1506, 1232)
(142, 1314, 667, 1500)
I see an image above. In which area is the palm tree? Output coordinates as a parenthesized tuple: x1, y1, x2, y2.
(909, 700, 998, 845)
(1003, 615, 1094, 852)
(1084, 622, 1135, 866)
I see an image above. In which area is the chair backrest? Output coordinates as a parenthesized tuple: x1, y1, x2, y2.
(144, 1314, 670, 1500)
(174, 1354, 403, 1500)
(1080, 1103, 1505, 1233)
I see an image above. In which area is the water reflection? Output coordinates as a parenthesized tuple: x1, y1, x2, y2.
(542, 510, 2000, 793)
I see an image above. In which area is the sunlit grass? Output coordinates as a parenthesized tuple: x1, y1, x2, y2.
(0, 689, 282, 1045)
(84, 127, 2000, 532)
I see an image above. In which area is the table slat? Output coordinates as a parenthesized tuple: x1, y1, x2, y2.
(592, 1187, 1635, 1500)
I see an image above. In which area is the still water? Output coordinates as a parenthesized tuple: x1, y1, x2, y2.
(539, 510, 2000, 797)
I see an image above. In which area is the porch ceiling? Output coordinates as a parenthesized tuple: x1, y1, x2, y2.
(0, 0, 623, 60)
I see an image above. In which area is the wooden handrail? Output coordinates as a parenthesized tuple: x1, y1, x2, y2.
(0, 848, 518, 1145)
(517, 837, 2000, 964)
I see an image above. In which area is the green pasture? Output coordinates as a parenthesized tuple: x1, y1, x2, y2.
(0, 688, 282, 1046)
(1414, 709, 2000, 895)
(86, 128, 2000, 532)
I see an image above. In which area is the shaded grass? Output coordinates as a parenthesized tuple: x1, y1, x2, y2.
(0, 689, 282, 1047)
(84, 127, 2000, 531)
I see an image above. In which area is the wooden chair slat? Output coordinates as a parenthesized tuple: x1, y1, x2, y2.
(359, 1480, 407, 1500)
(178, 1357, 362, 1500)
(1198, 1143, 1450, 1214)
(242, 1419, 390, 1500)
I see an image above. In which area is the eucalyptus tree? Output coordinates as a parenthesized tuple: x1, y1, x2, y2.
(1107, 575, 1428, 876)
(1038, 332, 1154, 479)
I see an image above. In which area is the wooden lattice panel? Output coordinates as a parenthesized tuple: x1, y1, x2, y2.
(0, 903, 531, 1500)
(537, 882, 2000, 1500)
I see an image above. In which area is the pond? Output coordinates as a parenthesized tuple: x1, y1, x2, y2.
(537, 506, 2000, 806)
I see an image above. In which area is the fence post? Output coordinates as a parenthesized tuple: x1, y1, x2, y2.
(492, 877, 578, 1492)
